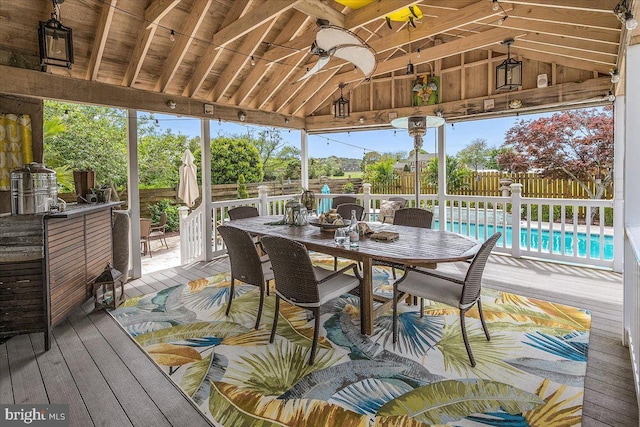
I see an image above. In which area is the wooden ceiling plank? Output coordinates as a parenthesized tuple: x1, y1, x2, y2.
(293, 0, 345, 27)
(251, 52, 309, 110)
(487, 16, 621, 44)
(344, 0, 420, 29)
(210, 20, 277, 102)
(212, 0, 301, 48)
(87, 0, 117, 81)
(509, 3, 621, 30)
(229, 12, 311, 105)
(121, 0, 182, 87)
(264, 66, 312, 112)
(514, 41, 616, 65)
(505, 0, 619, 13)
(520, 33, 619, 56)
(283, 68, 342, 116)
(155, 0, 213, 93)
(183, 0, 253, 97)
(493, 45, 611, 74)
(369, 2, 512, 55)
(144, 0, 182, 28)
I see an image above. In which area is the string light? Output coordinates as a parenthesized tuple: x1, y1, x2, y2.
(169, 29, 175, 42)
(492, 0, 500, 11)
(250, 55, 255, 66)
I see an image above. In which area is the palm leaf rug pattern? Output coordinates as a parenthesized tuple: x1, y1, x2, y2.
(111, 254, 590, 426)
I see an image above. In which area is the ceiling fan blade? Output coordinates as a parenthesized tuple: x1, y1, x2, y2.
(333, 45, 376, 78)
(295, 55, 331, 82)
(315, 26, 364, 52)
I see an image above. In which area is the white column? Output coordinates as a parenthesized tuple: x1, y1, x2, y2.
(300, 130, 309, 190)
(614, 95, 625, 273)
(624, 43, 640, 347)
(126, 109, 141, 279)
(437, 125, 447, 228)
(201, 119, 213, 261)
(258, 185, 269, 216)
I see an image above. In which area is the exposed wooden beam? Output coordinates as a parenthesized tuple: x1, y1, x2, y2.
(0, 65, 304, 130)
(293, 0, 344, 27)
(496, 45, 612, 74)
(505, 0, 619, 13)
(122, 0, 182, 87)
(250, 52, 308, 110)
(344, 0, 421, 29)
(264, 65, 313, 112)
(209, 20, 277, 102)
(283, 68, 341, 116)
(509, 3, 621, 30)
(514, 40, 616, 66)
(183, 0, 252, 97)
(296, 73, 345, 117)
(230, 12, 311, 106)
(485, 16, 620, 44)
(519, 33, 618, 57)
(86, 0, 117, 81)
(305, 77, 611, 131)
(144, 0, 182, 28)
(155, 0, 213, 92)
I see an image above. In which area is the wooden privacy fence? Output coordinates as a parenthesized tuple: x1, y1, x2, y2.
(371, 171, 612, 199)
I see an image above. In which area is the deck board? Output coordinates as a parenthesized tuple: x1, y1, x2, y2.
(2, 255, 637, 426)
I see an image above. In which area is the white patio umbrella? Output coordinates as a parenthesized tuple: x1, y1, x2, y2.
(178, 149, 199, 207)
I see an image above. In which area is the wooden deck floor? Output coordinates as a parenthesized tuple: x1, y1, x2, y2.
(1, 255, 637, 427)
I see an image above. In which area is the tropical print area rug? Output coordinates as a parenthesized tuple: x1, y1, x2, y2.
(110, 255, 591, 426)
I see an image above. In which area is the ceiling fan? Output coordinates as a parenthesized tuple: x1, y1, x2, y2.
(296, 20, 376, 82)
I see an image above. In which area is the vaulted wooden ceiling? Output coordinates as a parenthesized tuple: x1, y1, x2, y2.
(0, 0, 636, 132)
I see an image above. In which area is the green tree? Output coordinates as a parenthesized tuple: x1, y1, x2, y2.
(457, 138, 489, 171)
(426, 156, 471, 193)
(44, 101, 128, 187)
(237, 174, 249, 198)
(360, 151, 382, 172)
(138, 130, 189, 188)
(252, 128, 286, 180)
(363, 157, 397, 185)
(43, 117, 74, 191)
(210, 135, 263, 184)
(485, 147, 512, 170)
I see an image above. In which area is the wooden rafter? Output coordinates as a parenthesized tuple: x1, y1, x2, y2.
(293, 0, 345, 27)
(509, 3, 621, 30)
(498, 44, 612, 74)
(281, 67, 341, 116)
(155, 0, 213, 92)
(297, 73, 347, 117)
(488, 16, 621, 44)
(86, 0, 117, 81)
(519, 33, 618, 57)
(250, 52, 309, 110)
(121, 0, 181, 87)
(505, 0, 619, 13)
(184, 0, 297, 98)
(229, 12, 312, 106)
(209, 20, 277, 102)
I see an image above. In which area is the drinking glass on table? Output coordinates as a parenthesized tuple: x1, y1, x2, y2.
(334, 228, 347, 246)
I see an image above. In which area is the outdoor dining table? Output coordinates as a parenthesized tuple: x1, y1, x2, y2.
(227, 215, 481, 335)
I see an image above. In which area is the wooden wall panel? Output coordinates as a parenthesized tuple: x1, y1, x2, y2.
(394, 78, 412, 109)
(442, 70, 461, 103)
(372, 80, 392, 111)
(465, 64, 488, 99)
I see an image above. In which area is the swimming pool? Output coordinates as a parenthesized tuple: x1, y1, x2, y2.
(433, 221, 614, 260)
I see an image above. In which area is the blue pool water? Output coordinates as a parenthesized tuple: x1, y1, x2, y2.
(432, 221, 614, 260)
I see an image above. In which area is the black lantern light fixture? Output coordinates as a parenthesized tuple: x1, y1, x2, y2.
(333, 83, 350, 119)
(495, 38, 522, 91)
(38, 0, 74, 71)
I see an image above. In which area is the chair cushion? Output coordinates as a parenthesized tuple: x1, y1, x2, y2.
(380, 200, 404, 223)
(262, 261, 275, 281)
(396, 270, 463, 308)
(313, 266, 360, 305)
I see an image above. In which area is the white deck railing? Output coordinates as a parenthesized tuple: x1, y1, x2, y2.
(180, 182, 617, 269)
(624, 227, 640, 411)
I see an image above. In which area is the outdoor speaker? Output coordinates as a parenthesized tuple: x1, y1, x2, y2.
(537, 73, 548, 88)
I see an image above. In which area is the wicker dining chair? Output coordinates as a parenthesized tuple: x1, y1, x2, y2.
(261, 235, 364, 365)
(228, 205, 259, 220)
(374, 208, 435, 279)
(392, 232, 501, 367)
(331, 195, 357, 209)
(218, 225, 273, 330)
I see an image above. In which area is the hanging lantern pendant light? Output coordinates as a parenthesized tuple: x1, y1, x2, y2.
(495, 38, 522, 91)
(333, 83, 350, 119)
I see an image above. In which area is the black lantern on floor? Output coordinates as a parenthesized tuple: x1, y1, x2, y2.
(92, 263, 125, 310)
(495, 39, 521, 91)
(333, 83, 350, 119)
(38, 0, 74, 70)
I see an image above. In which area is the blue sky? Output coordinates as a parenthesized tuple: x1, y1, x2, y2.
(149, 112, 552, 159)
